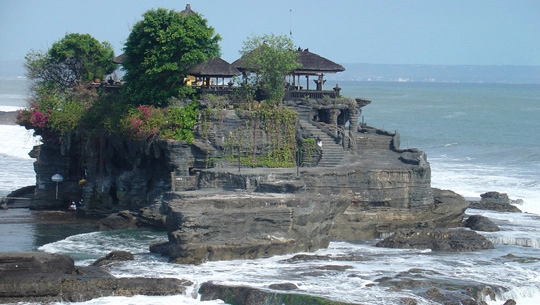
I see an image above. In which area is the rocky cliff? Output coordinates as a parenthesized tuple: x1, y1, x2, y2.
(21, 97, 468, 263)
(161, 191, 350, 264)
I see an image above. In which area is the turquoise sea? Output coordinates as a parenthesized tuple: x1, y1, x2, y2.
(1, 77, 540, 304)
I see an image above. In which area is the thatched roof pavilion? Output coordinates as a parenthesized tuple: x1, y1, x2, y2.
(189, 57, 240, 78)
(188, 57, 240, 87)
(113, 53, 126, 65)
(232, 48, 345, 91)
(295, 48, 345, 75)
(291, 48, 345, 91)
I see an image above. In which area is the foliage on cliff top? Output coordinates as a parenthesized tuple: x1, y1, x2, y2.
(20, 33, 115, 140)
(25, 33, 116, 91)
(19, 30, 200, 144)
(239, 34, 300, 105)
(122, 8, 221, 106)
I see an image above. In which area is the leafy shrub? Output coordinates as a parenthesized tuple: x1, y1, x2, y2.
(122, 102, 199, 143)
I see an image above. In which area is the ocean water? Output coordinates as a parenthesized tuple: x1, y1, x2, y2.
(1, 77, 540, 304)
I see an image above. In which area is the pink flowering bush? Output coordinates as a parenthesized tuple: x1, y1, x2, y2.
(123, 105, 166, 140)
(122, 102, 198, 143)
(17, 102, 50, 130)
(17, 86, 86, 139)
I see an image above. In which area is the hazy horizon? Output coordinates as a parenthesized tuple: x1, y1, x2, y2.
(1, 0, 539, 66)
(2, 59, 539, 84)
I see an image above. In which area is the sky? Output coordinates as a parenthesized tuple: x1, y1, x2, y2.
(0, 0, 539, 66)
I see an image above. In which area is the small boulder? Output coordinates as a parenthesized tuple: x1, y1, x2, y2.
(92, 251, 134, 266)
(99, 210, 137, 230)
(149, 241, 169, 256)
(268, 282, 299, 291)
(464, 215, 500, 232)
(137, 204, 167, 230)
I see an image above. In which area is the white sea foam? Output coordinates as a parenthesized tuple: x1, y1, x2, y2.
(430, 160, 540, 216)
(0, 125, 38, 159)
(3, 81, 540, 304)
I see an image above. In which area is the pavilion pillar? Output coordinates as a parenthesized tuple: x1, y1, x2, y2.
(329, 108, 338, 137)
(348, 107, 360, 151)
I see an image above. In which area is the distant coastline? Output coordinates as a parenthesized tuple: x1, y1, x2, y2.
(2, 60, 540, 84)
(328, 63, 540, 84)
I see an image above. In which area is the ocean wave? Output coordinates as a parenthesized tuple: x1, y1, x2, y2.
(0, 125, 38, 159)
(0, 105, 24, 112)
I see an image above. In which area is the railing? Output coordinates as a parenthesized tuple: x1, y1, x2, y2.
(198, 86, 341, 100)
(285, 90, 338, 100)
(199, 86, 234, 97)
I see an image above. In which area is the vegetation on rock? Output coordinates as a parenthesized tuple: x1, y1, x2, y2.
(122, 8, 221, 106)
(239, 34, 300, 105)
(223, 105, 298, 167)
(25, 33, 116, 91)
(18, 8, 307, 167)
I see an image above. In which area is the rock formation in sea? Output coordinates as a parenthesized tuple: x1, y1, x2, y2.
(469, 191, 522, 213)
(17, 96, 469, 263)
(0, 252, 191, 303)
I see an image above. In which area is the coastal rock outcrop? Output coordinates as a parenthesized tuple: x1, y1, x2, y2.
(0, 252, 191, 303)
(375, 228, 494, 251)
(161, 191, 350, 264)
(331, 188, 468, 240)
(469, 191, 522, 213)
(199, 282, 355, 305)
(20, 96, 471, 265)
(92, 250, 134, 266)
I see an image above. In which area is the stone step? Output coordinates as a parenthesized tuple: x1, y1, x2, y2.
(299, 119, 345, 167)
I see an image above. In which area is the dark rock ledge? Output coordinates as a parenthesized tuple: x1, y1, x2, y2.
(468, 191, 522, 213)
(199, 282, 361, 305)
(375, 228, 494, 251)
(0, 252, 191, 303)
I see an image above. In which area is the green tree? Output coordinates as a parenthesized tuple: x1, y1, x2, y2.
(240, 34, 300, 105)
(122, 8, 221, 106)
(20, 33, 115, 138)
(25, 33, 115, 91)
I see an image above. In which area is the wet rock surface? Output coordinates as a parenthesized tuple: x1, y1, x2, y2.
(0, 252, 191, 303)
(199, 282, 358, 305)
(375, 268, 505, 305)
(375, 228, 494, 251)
(92, 250, 134, 266)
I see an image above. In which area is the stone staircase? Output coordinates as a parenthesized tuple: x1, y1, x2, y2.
(298, 119, 345, 167)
